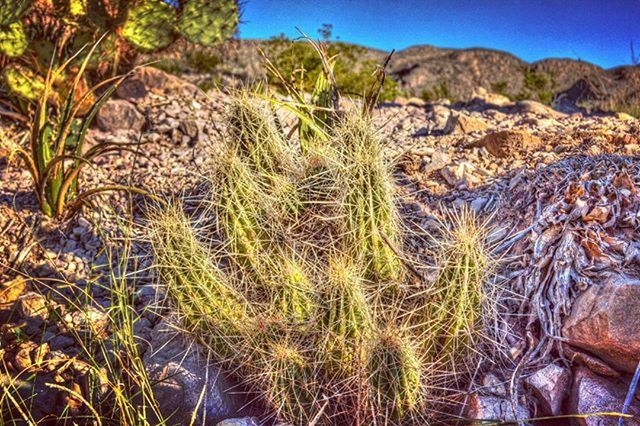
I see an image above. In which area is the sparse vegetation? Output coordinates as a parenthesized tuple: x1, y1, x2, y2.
(265, 35, 402, 101)
(491, 80, 511, 98)
(0, 213, 167, 424)
(420, 82, 454, 102)
(516, 67, 557, 104)
(185, 49, 223, 73)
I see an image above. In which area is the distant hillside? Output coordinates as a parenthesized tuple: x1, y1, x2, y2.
(142, 38, 640, 115)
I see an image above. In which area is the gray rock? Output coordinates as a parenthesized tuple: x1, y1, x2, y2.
(524, 363, 571, 415)
(465, 393, 530, 422)
(216, 417, 261, 426)
(470, 197, 488, 213)
(568, 367, 640, 426)
(422, 149, 451, 173)
(96, 99, 145, 134)
(563, 274, 640, 373)
(482, 372, 507, 397)
(49, 334, 75, 350)
(143, 320, 252, 425)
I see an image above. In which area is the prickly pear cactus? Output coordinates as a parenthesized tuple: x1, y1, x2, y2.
(177, 0, 238, 46)
(3, 65, 45, 101)
(0, 0, 33, 26)
(121, 0, 176, 51)
(0, 0, 238, 103)
(68, 0, 87, 15)
(0, 21, 27, 57)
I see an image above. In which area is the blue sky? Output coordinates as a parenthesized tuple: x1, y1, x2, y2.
(239, 0, 640, 69)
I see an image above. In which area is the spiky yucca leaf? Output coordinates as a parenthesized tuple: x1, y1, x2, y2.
(151, 203, 253, 361)
(336, 113, 404, 283)
(368, 325, 422, 420)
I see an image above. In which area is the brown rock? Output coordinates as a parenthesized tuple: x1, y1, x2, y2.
(96, 99, 145, 134)
(13, 341, 38, 371)
(524, 364, 572, 415)
(477, 130, 543, 158)
(115, 77, 147, 100)
(443, 112, 489, 134)
(18, 292, 48, 320)
(568, 367, 640, 426)
(563, 344, 620, 378)
(0, 276, 27, 303)
(563, 274, 640, 373)
(440, 161, 483, 189)
(609, 134, 638, 146)
(465, 393, 530, 422)
(129, 66, 199, 97)
(471, 87, 512, 107)
(517, 100, 566, 118)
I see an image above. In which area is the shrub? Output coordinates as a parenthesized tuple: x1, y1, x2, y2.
(517, 68, 557, 104)
(265, 37, 401, 101)
(185, 50, 223, 73)
(420, 82, 453, 102)
(491, 80, 512, 99)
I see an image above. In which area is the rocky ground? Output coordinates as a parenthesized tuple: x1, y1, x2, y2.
(1, 67, 639, 424)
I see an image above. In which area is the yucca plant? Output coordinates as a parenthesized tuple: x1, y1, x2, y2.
(0, 41, 149, 218)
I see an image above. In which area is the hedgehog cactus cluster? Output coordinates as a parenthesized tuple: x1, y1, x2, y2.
(151, 92, 433, 424)
(0, 0, 238, 101)
(150, 44, 493, 424)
